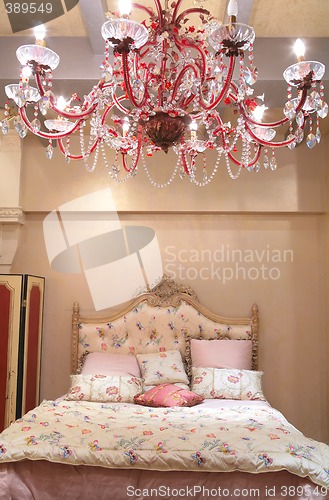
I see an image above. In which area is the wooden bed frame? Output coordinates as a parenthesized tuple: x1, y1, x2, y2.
(71, 276, 259, 373)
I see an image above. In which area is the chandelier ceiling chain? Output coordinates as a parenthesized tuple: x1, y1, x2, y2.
(1, 0, 327, 187)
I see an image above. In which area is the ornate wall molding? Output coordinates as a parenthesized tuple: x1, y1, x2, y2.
(0, 207, 25, 224)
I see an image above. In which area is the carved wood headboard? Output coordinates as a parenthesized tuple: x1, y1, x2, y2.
(71, 276, 259, 374)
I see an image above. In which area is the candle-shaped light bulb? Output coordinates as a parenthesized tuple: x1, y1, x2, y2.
(227, 0, 238, 17)
(21, 65, 32, 80)
(34, 24, 46, 46)
(122, 117, 130, 137)
(252, 104, 268, 122)
(56, 96, 67, 112)
(294, 38, 305, 62)
(119, 0, 132, 17)
(190, 120, 198, 141)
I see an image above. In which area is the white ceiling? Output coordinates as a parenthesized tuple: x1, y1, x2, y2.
(0, 0, 328, 113)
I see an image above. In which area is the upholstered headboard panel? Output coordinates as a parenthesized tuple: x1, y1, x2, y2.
(72, 277, 259, 373)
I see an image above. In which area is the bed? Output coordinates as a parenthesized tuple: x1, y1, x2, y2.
(0, 276, 328, 500)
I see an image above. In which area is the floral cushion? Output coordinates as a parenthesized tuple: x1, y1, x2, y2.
(65, 374, 142, 403)
(136, 349, 189, 389)
(134, 384, 204, 408)
(191, 367, 266, 400)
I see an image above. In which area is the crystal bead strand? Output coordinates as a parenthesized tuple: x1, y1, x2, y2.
(1, 103, 9, 134)
(46, 140, 53, 159)
(263, 148, 269, 169)
(225, 150, 243, 180)
(79, 123, 95, 166)
(306, 114, 317, 148)
(189, 148, 222, 187)
(142, 149, 180, 188)
(31, 103, 41, 132)
(100, 142, 134, 182)
(270, 148, 277, 170)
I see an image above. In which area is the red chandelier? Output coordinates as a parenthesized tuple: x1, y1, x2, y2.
(2, 0, 327, 187)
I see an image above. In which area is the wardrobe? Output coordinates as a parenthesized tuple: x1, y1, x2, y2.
(0, 274, 45, 432)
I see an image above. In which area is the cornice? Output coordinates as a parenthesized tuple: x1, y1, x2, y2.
(0, 207, 25, 224)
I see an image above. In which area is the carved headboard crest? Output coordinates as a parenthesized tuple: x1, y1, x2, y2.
(143, 275, 198, 307)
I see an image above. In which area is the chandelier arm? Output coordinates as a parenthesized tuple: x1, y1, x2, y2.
(181, 93, 197, 108)
(19, 107, 81, 139)
(152, 0, 164, 26)
(33, 72, 99, 119)
(230, 81, 308, 128)
(245, 123, 296, 148)
(172, 0, 184, 24)
(226, 144, 261, 167)
(138, 39, 158, 59)
(175, 8, 211, 28)
(121, 133, 142, 173)
(131, 2, 155, 18)
(159, 39, 169, 107)
(122, 52, 148, 109)
(173, 35, 207, 75)
(34, 71, 47, 97)
(181, 148, 190, 174)
(171, 63, 199, 104)
(199, 56, 235, 110)
(110, 94, 131, 115)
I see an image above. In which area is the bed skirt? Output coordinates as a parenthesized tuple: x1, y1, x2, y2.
(0, 461, 328, 500)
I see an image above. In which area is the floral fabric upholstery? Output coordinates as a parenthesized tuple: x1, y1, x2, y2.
(77, 301, 252, 371)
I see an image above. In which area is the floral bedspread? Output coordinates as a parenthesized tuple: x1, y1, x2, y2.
(0, 400, 328, 489)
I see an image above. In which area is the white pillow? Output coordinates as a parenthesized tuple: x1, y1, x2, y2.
(65, 374, 142, 403)
(136, 350, 189, 389)
(191, 367, 266, 400)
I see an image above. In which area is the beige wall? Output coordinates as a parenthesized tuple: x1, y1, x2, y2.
(9, 133, 329, 443)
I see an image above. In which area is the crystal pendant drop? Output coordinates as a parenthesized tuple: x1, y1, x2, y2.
(296, 111, 304, 127)
(1, 119, 9, 134)
(309, 90, 321, 109)
(16, 93, 26, 108)
(39, 97, 48, 115)
(317, 100, 328, 119)
(132, 79, 145, 100)
(14, 116, 23, 133)
(306, 133, 317, 149)
(31, 118, 41, 133)
(46, 144, 54, 159)
(254, 162, 261, 173)
(283, 101, 296, 120)
(100, 63, 113, 83)
(18, 126, 27, 138)
(246, 164, 254, 172)
(287, 133, 296, 149)
(270, 156, 277, 170)
(263, 154, 269, 169)
(316, 127, 321, 143)
(295, 127, 304, 144)
(244, 66, 258, 85)
(179, 168, 186, 180)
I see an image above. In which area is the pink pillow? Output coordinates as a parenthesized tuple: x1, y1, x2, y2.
(134, 384, 204, 407)
(81, 352, 141, 377)
(190, 339, 252, 370)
